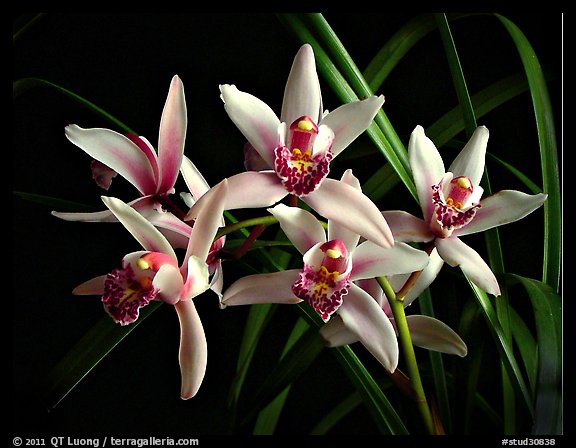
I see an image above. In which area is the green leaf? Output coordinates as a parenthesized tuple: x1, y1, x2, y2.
(42, 302, 162, 410)
(496, 15, 561, 292)
(14, 191, 96, 212)
(508, 275, 562, 435)
(508, 306, 538, 396)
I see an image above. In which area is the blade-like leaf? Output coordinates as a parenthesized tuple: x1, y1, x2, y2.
(509, 306, 538, 396)
(14, 191, 96, 212)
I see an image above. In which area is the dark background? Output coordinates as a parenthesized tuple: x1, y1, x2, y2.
(13, 13, 562, 436)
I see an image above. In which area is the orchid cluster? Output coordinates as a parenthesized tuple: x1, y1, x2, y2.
(53, 44, 547, 407)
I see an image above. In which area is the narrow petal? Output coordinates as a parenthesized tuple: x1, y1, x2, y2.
(381, 210, 434, 242)
(184, 171, 287, 220)
(436, 237, 501, 296)
(143, 209, 192, 238)
(65, 125, 157, 195)
(404, 315, 468, 357)
(102, 196, 177, 260)
(327, 169, 361, 250)
(52, 196, 156, 223)
(220, 84, 279, 167)
(180, 256, 210, 301)
(337, 283, 399, 372)
(320, 95, 385, 157)
(221, 270, 302, 307)
(153, 264, 184, 305)
(303, 178, 394, 248)
(157, 75, 187, 193)
(319, 315, 359, 347)
(174, 300, 207, 399)
(402, 247, 444, 307)
(408, 126, 445, 223)
(180, 155, 210, 200)
(267, 204, 326, 255)
(448, 126, 488, 186)
(185, 180, 227, 264)
(281, 44, 322, 125)
(72, 275, 107, 295)
(453, 190, 548, 237)
(351, 240, 429, 280)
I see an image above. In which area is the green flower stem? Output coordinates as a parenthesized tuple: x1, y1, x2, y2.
(215, 215, 279, 240)
(377, 276, 436, 435)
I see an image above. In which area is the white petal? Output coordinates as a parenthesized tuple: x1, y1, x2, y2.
(153, 264, 184, 305)
(381, 210, 433, 243)
(448, 126, 489, 186)
(221, 270, 302, 307)
(327, 169, 361, 250)
(402, 247, 444, 307)
(180, 155, 210, 200)
(405, 315, 468, 357)
(319, 315, 359, 347)
(268, 204, 326, 255)
(181, 255, 210, 301)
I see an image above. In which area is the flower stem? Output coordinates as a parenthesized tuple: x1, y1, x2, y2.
(377, 275, 436, 435)
(215, 215, 279, 240)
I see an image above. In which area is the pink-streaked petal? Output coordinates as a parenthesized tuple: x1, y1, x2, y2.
(174, 300, 207, 399)
(220, 84, 279, 167)
(408, 126, 446, 223)
(52, 196, 156, 223)
(101, 196, 177, 260)
(303, 178, 394, 248)
(180, 155, 210, 200)
(381, 210, 434, 242)
(72, 275, 107, 295)
(158, 75, 187, 193)
(320, 95, 385, 157)
(448, 126, 489, 186)
(65, 125, 157, 195)
(355, 278, 386, 309)
(319, 315, 358, 347)
(143, 209, 192, 238)
(435, 237, 501, 296)
(221, 270, 302, 307)
(180, 256, 210, 301)
(267, 204, 326, 255)
(126, 134, 160, 186)
(404, 315, 468, 357)
(184, 171, 287, 220)
(327, 169, 361, 250)
(281, 44, 322, 125)
(453, 190, 548, 237)
(337, 284, 399, 372)
(153, 264, 184, 305)
(350, 240, 429, 281)
(184, 179, 227, 264)
(402, 247, 444, 307)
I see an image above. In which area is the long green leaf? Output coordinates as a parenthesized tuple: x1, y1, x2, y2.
(42, 302, 162, 410)
(508, 275, 562, 435)
(509, 306, 538, 396)
(14, 191, 96, 212)
(496, 15, 561, 292)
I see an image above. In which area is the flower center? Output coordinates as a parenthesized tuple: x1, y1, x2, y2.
(292, 240, 350, 322)
(274, 115, 332, 197)
(431, 176, 480, 237)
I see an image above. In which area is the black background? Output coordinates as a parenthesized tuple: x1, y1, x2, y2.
(13, 13, 562, 437)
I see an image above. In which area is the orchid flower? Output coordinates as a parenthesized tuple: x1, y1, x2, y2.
(187, 44, 393, 249)
(384, 125, 548, 296)
(52, 74, 187, 223)
(72, 180, 228, 399)
(320, 250, 468, 359)
(221, 170, 429, 372)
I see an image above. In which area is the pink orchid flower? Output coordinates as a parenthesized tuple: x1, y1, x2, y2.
(72, 180, 228, 399)
(221, 170, 430, 372)
(384, 125, 547, 296)
(187, 44, 392, 249)
(320, 250, 467, 360)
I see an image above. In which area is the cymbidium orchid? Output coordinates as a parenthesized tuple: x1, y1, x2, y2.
(384, 125, 548, 296)
(221, 170, 430, 372)
(72, 179, 228, 399)
(187, 44, 393, 249)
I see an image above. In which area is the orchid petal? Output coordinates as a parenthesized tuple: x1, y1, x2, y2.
(221, 270, 302, 307)
(65, 125, 157, 195)
(180, 256, 210, 301)
(435, 237, 501, 296)
(72, 275, 107, 295)
(303, 178, 394, 248)
(337, 283, 398, 372)
(267, 204, 326, 254)
(52, 196, 156, 223)
(408, 126, 445, 223)
(327, 170, 361, 250)
(101, 196, 177, 260)
(355, 278, 387, 309)
(454, 190, 548, 237)
(184, 171, 287, 220)
(158, 75, 187, 193)
(209, 261, 225, 304)
(381, 210, 434, 242)
(351, 240, 429, 281)
(220, 84, 279, 167)
(143, 209, 192, 239)
(403, 247, 444, 307)
(185, 180, 227, 264)
(404, 315, 468, 357)
(281, 44, 322, 125)
(153, 264, 184, 305)
(448, 126, 489, 186)
(320, 95, 385, 157)
(319, 315, 358, 347)
(174, 300, 207, 399)
(180, 155, 210, 200)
